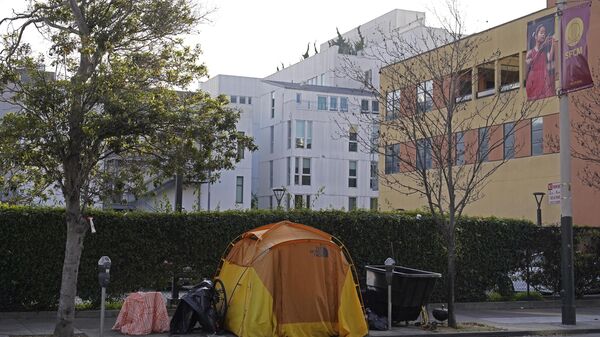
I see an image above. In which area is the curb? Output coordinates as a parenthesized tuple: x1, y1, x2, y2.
(429, 298, 600, 311)
(0, 309, 178, 319)
(370, 328, 600, 337)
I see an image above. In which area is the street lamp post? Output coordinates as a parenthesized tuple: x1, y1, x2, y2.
(272, 188, 285, 209)
(533, 192, 545, 226)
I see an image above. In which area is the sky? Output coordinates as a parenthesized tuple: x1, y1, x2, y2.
(0, 0, 548, 80)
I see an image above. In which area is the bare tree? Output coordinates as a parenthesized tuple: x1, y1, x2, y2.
(337, 1, 540, 327)
(568, 72, 600, 190)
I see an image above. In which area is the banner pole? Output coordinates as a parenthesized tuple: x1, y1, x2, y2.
(557, 0, 576, 325)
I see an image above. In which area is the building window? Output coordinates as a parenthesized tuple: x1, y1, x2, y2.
(372, 100, 379, 113)
(532, 117, 543, 156)
(370, 197, 378, 210)
(286, 157, 291, 185)
(295, 120, 312, 149)
(500, 54, 520, 92)
(370, 161, 378, 191)
(270, 125, 274, 153)
(270, 91, 275, 118)
(330, 97, 338, 111)
(370, 122, 379, 153)
(237, 131, 245, 160)
(348, 197, 357, 211)
(477, 62, 495, 98)
(295, 194, 310, 209)
(287, 120, 291, 149)
(239, 96, 246, 104)
(317, 96, 327, 110)
(361, 99, 369, 112)
(320, 73, 325, 86)
(386, 89, 401, 120)
(456, 132, 465, 165)
(504, 122, 515, 159)
(456, 69, 473, 102)
(349, 161, 357, 188)
(385, 144, 400, 174)
(479, 127, 489, 162)
(235, 176, 243, 203)
(248, 97, 252, 104)
(417, 138, 432, 170)
(269, 160, 274, 188)
(417, 80, 433, 113)
(349, 125, 358, 152)
(364, 69, 372, 86)
(230, 95, 237, 103)
(296, 93, 302, 104)
(295, 157, 311, 185)
(340, 97, 348, 112)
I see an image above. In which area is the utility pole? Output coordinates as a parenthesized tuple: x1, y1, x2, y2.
(557, 0, 576, 325)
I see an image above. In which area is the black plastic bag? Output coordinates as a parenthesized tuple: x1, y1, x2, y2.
(366, 308, 388, 331)
(170, 280, 219, 334)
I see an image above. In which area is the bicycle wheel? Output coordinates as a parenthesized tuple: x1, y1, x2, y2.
(212, 278, 228, 327)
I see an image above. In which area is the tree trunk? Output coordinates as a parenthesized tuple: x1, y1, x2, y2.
(54, 196, 87, 337)
(446, 220, 457, 328)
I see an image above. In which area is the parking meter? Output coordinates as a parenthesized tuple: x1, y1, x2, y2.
(98, 256, 111, 288)
(384, 257, 395, 285)
(384, 257, 395, 330)
(98, 256, 111, 337)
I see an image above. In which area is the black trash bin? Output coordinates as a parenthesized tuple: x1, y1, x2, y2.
(364, 265, 441, 323)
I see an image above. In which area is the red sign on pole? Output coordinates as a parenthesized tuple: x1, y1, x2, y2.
(561, 3, 594, 93)
(548, 182, 561, 205)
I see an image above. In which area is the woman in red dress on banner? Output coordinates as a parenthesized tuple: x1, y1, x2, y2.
(525, 24, 556, 100)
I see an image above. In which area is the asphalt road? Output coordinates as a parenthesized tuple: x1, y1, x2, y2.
(522, 335, 600, 337)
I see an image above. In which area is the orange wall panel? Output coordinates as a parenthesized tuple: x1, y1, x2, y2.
(400, 142, 415, 172)
(515, 119, 531, 158)
(464, 129, 478, 164)
(489, 125, 504, 161)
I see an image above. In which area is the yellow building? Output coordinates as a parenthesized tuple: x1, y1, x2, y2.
(378, 1, 600, 226)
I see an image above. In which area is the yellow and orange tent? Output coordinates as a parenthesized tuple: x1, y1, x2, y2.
(215, 220, 368, 337)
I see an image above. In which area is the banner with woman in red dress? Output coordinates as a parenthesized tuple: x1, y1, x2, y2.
(525, 14, 557, 101)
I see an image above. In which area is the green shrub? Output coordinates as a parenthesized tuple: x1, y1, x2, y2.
(486, 291, 504, 302)
(75, 300, 94, 311)
(1, 205, 598, 311)
(512, 291, 543, 301)
(105, 299, 123, 310)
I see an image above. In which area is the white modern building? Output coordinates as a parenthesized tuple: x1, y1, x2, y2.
(133, 9, 439, 212)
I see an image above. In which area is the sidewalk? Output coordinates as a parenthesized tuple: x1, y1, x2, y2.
(1, 301, 599, 337)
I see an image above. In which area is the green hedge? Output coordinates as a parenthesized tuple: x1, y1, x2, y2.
(0, 206, 598, 311)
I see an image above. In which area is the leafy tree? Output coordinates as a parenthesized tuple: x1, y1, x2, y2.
(302, 42, 310, 59)
(337, 1, 540, 327)
(0, 1, 255, 336)
(328, 26, 364, 55)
